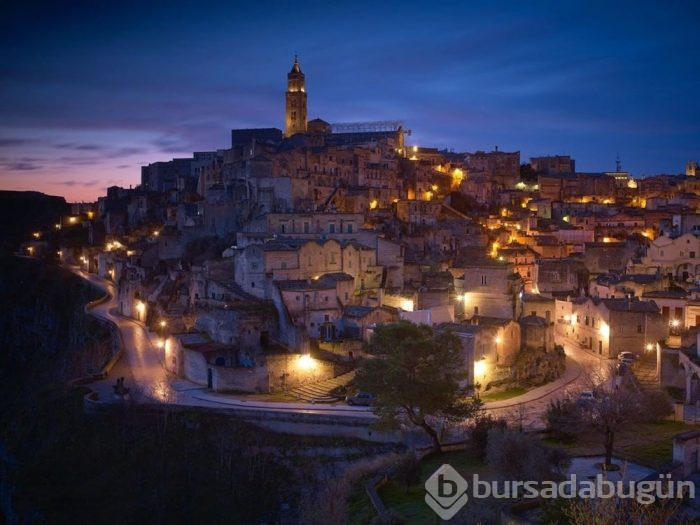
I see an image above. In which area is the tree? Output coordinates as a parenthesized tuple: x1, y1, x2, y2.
(355, 322, 482, 452)
(546, 368, 671, 470)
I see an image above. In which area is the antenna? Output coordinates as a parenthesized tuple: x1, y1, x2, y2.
(616, 154, 621, 173)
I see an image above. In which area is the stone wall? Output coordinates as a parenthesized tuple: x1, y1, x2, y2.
(265, 354, 335, 392)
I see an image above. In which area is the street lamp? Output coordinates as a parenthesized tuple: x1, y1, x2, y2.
(135, 301, 146, 321)
(670, 319, 681, 336)
(474, 358, 487, 393)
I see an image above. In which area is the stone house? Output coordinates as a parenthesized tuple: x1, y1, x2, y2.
(520, 315, 555, 352)
(452, 257, 523, 320)
(439, 317, 520, 388)
(277, 272, 355, 340)
(342, 305, 397, 341)
(533, 257, 588, 297)
(642, 233, 700, 282)
(233, 238, 381, 299)
(568, 297, 667, 358)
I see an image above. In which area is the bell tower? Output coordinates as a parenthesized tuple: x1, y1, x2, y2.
(285, 55, 307, 137)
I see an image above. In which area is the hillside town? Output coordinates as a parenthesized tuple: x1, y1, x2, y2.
(19, 58, 700, 409)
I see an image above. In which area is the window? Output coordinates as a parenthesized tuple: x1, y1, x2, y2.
(691, 252, 696, 259)
(637, 324, 642, 333)
(474, 306, 479, 315)
(304, 222, 310, 233)
(281, 261, 287, 269)
(329, 224, 336, 233)
(481, 275, 487, 286)
(281, 224, 286, 233)
(251, 282, 255, 288)
(347, 224, 353, 233)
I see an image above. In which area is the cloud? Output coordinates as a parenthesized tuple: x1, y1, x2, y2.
(55, 142, 105, 151)
(55, 179, 100, 187)
(106, 146, 146, 158)
(0, 160, 43, 171)
(0, 138, 35, 148)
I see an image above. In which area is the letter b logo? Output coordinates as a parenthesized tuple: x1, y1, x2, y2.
(425, 464, 469, 520)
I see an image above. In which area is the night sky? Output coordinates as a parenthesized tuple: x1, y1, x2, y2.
(1, 0, 699, 201)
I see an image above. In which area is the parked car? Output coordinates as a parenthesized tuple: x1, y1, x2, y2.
(345, 392, 376, 406)
(617, 351, 638, 364)
(578, 390, 595, 402)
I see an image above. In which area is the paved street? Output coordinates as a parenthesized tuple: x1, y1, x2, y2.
(74, 267, 376, 419)
(74, 267, 610, 427)
(484, 336, 612, 430)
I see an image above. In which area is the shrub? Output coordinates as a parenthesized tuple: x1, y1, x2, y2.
(470, 414, 507, 460)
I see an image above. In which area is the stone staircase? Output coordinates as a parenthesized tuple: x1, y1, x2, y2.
(631, 351, 659, 391)
(289, 370, 356, 403)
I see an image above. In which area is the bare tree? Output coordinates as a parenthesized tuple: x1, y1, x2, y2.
(547, 365, 671, 470)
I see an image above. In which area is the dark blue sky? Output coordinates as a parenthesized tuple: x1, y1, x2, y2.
(1, 0, 699, 200)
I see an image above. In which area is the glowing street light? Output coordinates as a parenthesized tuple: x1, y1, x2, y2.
(645, 343, 654, 352)
(474, 359, 487, 377)
(297, 354, 315, 371)
(159, 320, 167, 328)
(135, 301, 146, 321)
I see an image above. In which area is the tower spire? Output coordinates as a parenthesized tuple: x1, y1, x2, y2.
(285, 56, 307, 136)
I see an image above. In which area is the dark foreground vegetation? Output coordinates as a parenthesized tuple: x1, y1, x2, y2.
(0, 257, 289, 524)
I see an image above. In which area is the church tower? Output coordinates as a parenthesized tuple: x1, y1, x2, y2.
(285, 55, 307, 137)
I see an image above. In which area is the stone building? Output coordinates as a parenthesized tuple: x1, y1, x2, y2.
(453, 257, 523, 320)
(568, 297, 667, 358)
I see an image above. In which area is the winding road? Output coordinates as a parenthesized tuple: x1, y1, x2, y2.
(73, 266, 610, 428)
